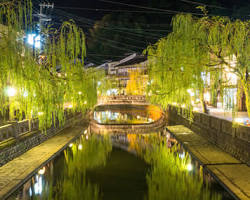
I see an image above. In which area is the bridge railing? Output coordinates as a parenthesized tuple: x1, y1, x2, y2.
(0, 124, 14, 142)
(90, 112, 166, 134)
(97, 95, 149, 105)
(0, 112, 81, 144)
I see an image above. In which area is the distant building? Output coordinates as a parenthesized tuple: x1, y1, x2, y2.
(205, 55, 247, 112)
(112, 53, 148, 94)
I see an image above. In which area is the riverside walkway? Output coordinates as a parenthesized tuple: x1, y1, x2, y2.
(0, 125, 86, 200)
(167, 125, 250, 200)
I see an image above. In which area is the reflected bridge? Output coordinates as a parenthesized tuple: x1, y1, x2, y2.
(90, 103, 166, 135)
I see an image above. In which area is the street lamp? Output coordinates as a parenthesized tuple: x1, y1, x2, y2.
(6, 87, 16, 97)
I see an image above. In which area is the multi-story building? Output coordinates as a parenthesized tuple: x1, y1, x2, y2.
(107, 53, 148, 95)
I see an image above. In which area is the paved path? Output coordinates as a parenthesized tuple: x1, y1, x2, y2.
(194, 105, 249, 125)
(0, 125, 86, 200)
(167, 125, 250, 200)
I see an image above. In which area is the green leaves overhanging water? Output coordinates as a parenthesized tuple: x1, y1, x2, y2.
(0, 0, 104, 130)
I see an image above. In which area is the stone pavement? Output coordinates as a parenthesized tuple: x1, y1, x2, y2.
(167, 125, 250, 200)
(194, 105, 249, 125)
(0, 125, 86, 200)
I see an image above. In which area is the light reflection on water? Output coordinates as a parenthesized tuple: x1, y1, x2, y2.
(93, 105, 162, 124)
(8, 132, 234, 200)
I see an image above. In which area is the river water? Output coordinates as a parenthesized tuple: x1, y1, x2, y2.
(7, 105, 235, 200)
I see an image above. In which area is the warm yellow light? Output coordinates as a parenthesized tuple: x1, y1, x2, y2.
(234, 118, 244, 124)
(38, 112, 44, 116)
(186, 163, 193, 171)
(193, 107, 199, 112)
(38, 167, 45, 175)
(7, 87, 16, 97)
(69, 143, 73, 147)
(187, 89, 194, 97)
(23, 91, 28, 97)
(181, 104, 186, 108)
(84, 101, 87, 104)
(204, 92, 210, 102)
(64, 102, 73, 109)
(172, 102, 177, 106)
(78, 144, 83, 150)
(84, 130, 87, 134)
(78, 91, 82, 95)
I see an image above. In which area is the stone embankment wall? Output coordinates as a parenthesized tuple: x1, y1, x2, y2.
(167, 106, 250, 165)
(0, 113, 84, 167)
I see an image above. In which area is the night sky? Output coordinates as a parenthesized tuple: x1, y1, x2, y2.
(33, 0, 250, 21)
(32, 0, 250, 64)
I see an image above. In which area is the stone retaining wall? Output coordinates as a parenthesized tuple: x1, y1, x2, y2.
(167, 106, 250, 165)
(0, 113, 84, 167)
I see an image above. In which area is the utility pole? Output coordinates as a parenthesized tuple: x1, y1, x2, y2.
(38, 2, 54, 29)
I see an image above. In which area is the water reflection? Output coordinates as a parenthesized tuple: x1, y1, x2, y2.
(116, 133, 224, 200)
(9, 135, 112, 200)
(94, 105, 162, 124)
(8, 132, 233, 200)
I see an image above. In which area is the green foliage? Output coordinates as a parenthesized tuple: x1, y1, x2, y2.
(146, 13, 250, 117)
(127, 134, 222, 200)
(27, 135, 112, 200)
(52, 135, 112, 200)
(0, 0, 104, 130)
(144, 142, 222, 200)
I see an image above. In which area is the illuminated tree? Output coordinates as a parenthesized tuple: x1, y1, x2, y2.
(126, 68, 147, 95)
(0, 0, 103, 129)
(146, 10, 250, 117)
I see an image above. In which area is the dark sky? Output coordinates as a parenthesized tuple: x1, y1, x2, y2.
(32, 0, 249, 64)
(33, 0, 250, 22)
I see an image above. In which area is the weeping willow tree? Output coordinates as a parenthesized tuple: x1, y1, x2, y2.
(126, 134, 222, 200)
(146, 8, 250, 117)
(0, 0, 104, 130)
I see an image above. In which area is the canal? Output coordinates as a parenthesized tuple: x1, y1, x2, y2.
(7, 104, 235, 200)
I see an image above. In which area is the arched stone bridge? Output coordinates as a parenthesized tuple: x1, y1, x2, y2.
(91, 95, 166, 134)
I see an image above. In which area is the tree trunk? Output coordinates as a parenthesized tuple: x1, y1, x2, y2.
(199, 88, 208, 114)
(241, 69, 250, 118)
(242, 81, 250, 118)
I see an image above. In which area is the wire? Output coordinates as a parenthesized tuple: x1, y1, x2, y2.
(85, 32, 145, 50)
(99, 0, 204, 16)
(99, 0, 250, 17)
(55, 6, 178, 15)
(53, 9, 166, 40)
(38, 7, 167, 61)
(75, 23, 171, 32)
(180, 0, 230, 10)
(85, 34, 136, 53)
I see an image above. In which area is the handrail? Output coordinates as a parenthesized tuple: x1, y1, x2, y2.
(97, 95, 149, 106)
(0, 113, 81, 144)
